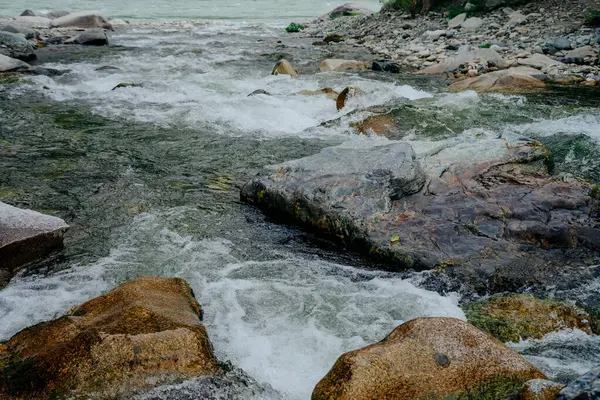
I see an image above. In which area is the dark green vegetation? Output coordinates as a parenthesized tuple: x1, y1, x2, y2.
(285, 23, 305, 33)
(584, 10, 600, 27)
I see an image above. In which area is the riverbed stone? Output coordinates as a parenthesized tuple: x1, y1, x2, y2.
(312, 317, 545, 400)
(556, 365, 600, 400)
(317, 3, 373, 22)
(420, 46, 508, 74)
(0, 202, 68, 288)
(241, 135, 600, 294)
(449, 67, 546, 92)
(463, 294, 593, 343)
(0, 277, 222, 399)
(517, 53, 564, 69)
(0, 31, 36, 61)
(462, 17, 484, 31)
(448, 13, 467, 29)
(50, 12, 113, 30)
(297, 88, 339, 100)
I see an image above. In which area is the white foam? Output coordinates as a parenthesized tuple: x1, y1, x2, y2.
(506, 114, 600, 142)
(0, 211, 464, 400)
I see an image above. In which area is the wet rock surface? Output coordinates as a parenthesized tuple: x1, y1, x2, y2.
(312, 317, 545, 400)
(520, 379, 565, 400)
(242, 135, 600, 295)
(556, 365, 600, 400)
(0, 277, 222, 399)
(0, 31, 36, 61)
(0, 202, 69, 289)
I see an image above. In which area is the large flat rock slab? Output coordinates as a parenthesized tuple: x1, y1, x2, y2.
(0, 202, 69, 286)
(242, 136, 600, 294)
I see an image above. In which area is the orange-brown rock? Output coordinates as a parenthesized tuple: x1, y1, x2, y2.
(312, 317, 545, 400)
(520, 379, 565, 400)
(0, 277, 221, 399)
(354, 114, 398, 137)
(297, 88, 339, 100)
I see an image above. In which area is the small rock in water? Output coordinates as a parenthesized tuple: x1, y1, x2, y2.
(297, 88, 339, 101)
(247, 89, 271, 96)
(372, 60, 400, 73)
(335, 87, 359, 111)
(0, 24, 36, 40)
(112, 82, 142, 90)
(95, 65, 121, 71)
(0, 53, 30, 73)
(271, 59, 297, 76)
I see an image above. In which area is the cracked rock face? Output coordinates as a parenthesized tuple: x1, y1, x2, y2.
(241, 136, 600, 295)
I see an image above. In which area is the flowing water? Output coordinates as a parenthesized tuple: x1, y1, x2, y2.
(1, 5, 600, 399)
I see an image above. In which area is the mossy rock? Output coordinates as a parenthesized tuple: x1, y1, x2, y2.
(285, 22, 305, 33)
(464, 294, 593, 343)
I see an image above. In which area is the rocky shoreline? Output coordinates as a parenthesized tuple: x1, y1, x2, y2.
(295, 0, 600, 88)
(1, 3, 600, 400)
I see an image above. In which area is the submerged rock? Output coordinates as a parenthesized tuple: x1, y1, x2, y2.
(312, 317, 545, 400)
(556, 365, 600, 399)
(372, 60, 400, 73)
(271, 59, 297, 76)
(521, 379, 565, 400)
(0, 31, 36, 61)
(50, 12, 113, 30)
(112, 82, 142, 90)
(335, 86, 359, 110)
(0, 202, 68, 288)
(464, 294, 593, 343)
(0, 277, 222, 399)
(449, 67, 546, 92)
(241, 136, 600, 294)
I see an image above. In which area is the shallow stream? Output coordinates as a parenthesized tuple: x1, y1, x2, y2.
(1, 19, 600, 399)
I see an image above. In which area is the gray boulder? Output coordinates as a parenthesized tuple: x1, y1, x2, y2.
(71, 29, 109, 45)
(551, 37, 572, 50)
(19, 9, 36, 17)
(316, 3, 373, 22)
(50, 12, 113, 30)
(0, 202, 69, 288)
(0, 24, 36, 39)
(13, 16, 51, 28)
(242, 135, 600, 295)
(0, 31, 36, 61)
(556, 365, 600, 400)
(0, 53, 30, 72)
(419, 46, 508, 74)
(46, 10, 70, 19)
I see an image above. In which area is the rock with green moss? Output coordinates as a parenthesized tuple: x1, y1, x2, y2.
(285, 22, 304, 33)
(464, 294, 593, 343)
(520, 379, 565, 400)
(312, 317, 545, 400)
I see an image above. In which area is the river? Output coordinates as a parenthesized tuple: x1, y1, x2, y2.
(1, 4, 600, 399)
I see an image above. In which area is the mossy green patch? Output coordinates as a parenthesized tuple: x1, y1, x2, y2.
(443, 374, 528, 400)
(464, 294, 592, 343)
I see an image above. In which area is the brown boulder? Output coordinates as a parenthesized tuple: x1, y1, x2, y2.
(353, 114, 398, 137)
(319, 59, 367, 72)
(0, 277, 221, 399)
(312, 317, 545, 400)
